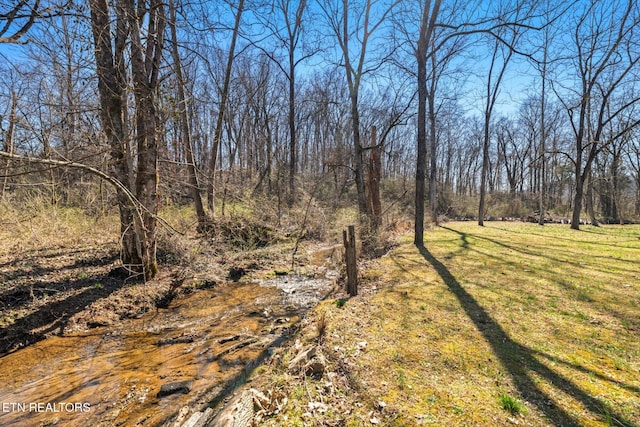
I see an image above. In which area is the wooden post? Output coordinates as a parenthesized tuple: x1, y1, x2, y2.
(343, 225, 358, 296)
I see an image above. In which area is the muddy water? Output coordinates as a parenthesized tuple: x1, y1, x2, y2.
(0, 274, 333, 426)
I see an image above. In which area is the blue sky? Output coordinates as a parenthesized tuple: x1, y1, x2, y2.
(0, 0, 544, 122)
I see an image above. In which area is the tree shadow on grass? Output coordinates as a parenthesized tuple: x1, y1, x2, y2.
(485, 223, 640, 250)
(440, 226, 637, 284)
(417, 245, 637, 427)
(529, 348, 640, 395)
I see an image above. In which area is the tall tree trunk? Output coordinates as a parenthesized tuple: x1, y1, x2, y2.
(128, 0, 166, 279)
(288, 48, 296, 207)
(415, 51, 427, 246)
(478, 113, 490, 226)
(332, 0, 394, 233)
(428, 62, 438, 226)
(168, 0, 208, 230)
(368, 126, 382, 229)
(89, 0, 164, 279)
(538, 35, 547, 226)
(1, 91, 17, 200)
(414, 0, 441, 247)
(340, 0, 364, 218)
(89, 0, 142, 272)
(570, 89, 590, 230)
(350, 96, 368, 219)
(207, 0, 244, 214)
(478, 32, 515, 226)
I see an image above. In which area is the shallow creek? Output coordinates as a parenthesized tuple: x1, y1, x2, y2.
(0, 272, 334, 426)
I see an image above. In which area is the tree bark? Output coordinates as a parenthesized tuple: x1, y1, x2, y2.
(207, 0, 244, 214)
(428, 56, 438, 226)
(1, 91, 17, 200)
(89, 0, 142, 272)
(585, 171, 598, 226)
(128, 0, 166, 279)
(414, 0, 441, 247)
(168, 0, 208, 231)
(415, 52, 427, 246)
(88, 0, 165, 279)
(368, 126, 382, 229)
(571, 170, 584, 230)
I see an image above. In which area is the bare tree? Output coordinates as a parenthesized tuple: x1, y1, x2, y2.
(88, 0, 166, 279)
(551, 0, 640, 230)
(537, 15, 550, 225)
(408, 0, 540, 241)
(319, 0, 400, 228)
(0, 0, 40, 44)
(477, 16, 521, 226)
(168, 0, 208, 230)
(413, 0, 441, 246)
(255, 0, 317, 207)
(207, 0, 245, 215)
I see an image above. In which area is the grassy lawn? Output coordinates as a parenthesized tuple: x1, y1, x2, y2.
(264, 222, 640, 426)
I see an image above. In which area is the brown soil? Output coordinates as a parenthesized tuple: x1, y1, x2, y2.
(0, 219, 300, 358)
(0, 238, 170, 354)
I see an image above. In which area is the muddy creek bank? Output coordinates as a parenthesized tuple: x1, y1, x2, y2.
(0, 274, 334, 426)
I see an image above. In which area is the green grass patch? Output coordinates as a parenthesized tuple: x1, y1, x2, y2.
(499, 393, 528, 415)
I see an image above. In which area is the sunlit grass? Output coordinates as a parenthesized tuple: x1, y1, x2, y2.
(317, 222, 640, 426)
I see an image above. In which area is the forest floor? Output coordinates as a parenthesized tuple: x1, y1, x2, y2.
(246, 222, 640, 427)
(0, 203, 310, 356)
